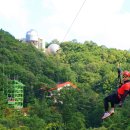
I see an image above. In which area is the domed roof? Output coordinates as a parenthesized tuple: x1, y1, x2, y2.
(26, 29, 38, 42)
(47, 44, 60, 54)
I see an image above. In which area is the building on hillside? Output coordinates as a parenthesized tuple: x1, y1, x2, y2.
(20, 29, 62, 54)
(46, 82, 79, 104)
(7, 80, 24, 109)
(48, 82, 79, 92)
(25, 29, 45, 52)
(47, 43, 60, 54)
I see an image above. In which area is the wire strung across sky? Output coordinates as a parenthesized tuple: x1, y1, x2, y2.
(62, 0, 87, 42)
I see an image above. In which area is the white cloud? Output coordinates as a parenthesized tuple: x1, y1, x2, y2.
(0, 0, 129, 50)
(0, 0, 29, 37)
(41, 0, 129, 50)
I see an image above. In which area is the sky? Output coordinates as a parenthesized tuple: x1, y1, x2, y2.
(0, 0, 130, 50)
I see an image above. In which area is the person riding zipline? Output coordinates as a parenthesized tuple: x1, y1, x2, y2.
(102, 70, 130, 120)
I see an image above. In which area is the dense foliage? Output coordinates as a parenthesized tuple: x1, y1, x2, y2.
(0, 29, 130, 129)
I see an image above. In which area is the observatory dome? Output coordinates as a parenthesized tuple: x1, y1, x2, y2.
(26, 29, 38, 42)
(47, 44, 60, 54)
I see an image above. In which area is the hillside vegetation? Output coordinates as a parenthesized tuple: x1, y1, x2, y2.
(0, 29, 130, 130)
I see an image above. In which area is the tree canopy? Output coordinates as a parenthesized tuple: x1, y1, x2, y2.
(0, 29, 130, 129)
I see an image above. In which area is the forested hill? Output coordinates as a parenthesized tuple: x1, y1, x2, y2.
(0, 29, 130, 129)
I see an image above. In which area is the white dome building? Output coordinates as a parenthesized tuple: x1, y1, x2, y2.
(26, 29, 38, 42)
(47, 44, 60, 54)
(25, 29, 45, 51)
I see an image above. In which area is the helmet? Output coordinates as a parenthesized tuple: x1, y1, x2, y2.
(122, 71, 130, 77)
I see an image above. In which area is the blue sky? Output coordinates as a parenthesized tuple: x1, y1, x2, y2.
(0, 0, 130, 50)
(122, 0, 130, 12)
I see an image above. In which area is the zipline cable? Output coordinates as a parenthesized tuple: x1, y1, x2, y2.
(62, 0, 87, 42)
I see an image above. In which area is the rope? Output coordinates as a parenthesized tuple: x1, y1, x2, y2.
(62, 0, 87, 42)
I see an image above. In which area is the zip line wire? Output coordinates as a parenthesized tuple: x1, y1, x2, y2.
(62, 0, 87, 42)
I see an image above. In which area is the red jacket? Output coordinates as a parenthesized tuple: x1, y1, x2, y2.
(117, 81, 130, 102)
(118, 82, 130, 95)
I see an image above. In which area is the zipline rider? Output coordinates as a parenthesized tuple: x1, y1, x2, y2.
(102, 70, 130, 120)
